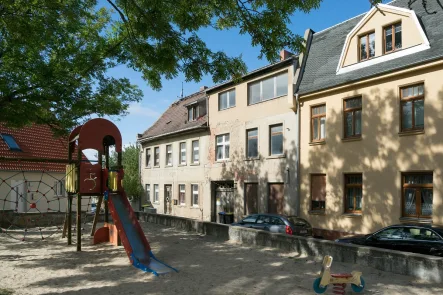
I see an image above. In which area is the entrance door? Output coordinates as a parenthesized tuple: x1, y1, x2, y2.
(268, 183, 284, 214)
(11, 180, 26, 213)
(164, 185, 172, 214)
(244, 183, 258, 215)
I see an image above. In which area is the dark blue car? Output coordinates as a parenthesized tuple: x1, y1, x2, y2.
(231, 213, 313, 237)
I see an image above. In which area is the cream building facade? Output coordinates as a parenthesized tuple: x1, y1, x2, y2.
(296, 1, 443, 239)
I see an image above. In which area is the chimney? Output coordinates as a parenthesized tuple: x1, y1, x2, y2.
(280, 50, 293, 61)
(200, 86, 208, 92)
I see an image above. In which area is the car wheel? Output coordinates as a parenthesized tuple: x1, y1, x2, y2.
(312, 278, 327, 294)
(351, 277, 365, 293)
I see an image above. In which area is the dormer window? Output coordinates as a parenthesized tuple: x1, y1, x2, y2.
(359, 31, 375, 61)
(0, 134, 22, 151)
(188, 104, 199, 121)
(384, 22, 402, 54)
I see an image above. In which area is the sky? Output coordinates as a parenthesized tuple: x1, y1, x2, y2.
(105, 0, 392, 147)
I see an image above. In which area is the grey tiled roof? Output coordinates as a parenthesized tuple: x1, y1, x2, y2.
(139, 90, 207, 141)
(298, 0, 443, 95)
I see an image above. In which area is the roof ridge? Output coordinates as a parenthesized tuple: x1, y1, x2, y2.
(314, 0, 402, 36)
(171, 89, 206, 106)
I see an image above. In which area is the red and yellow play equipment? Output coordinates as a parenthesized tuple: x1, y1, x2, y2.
(64, 118, 177, 276)
(313, 255, 365, 294)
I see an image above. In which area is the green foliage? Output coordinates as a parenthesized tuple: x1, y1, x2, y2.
(109, 144, 144, 199)
(0, 288, 14, 295)
(0, 0, 323, 133)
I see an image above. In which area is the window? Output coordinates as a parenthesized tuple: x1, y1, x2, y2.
(154, 147, 160, 167)
(154, 184, 159, 203)
(400, 84, 424, 131)
(246, 129, 258, 159)
(145, 148, 151, 167)
(270, 124, 283, 155)
(179, 142, 186, 165)
(402, 173, 433, 218)
(384, 22, 402, 53)
(242, 215, 258, 224)
(344, 97, 362, 138)
(311, 105, 326, 142)
(311, 174, 326, 211)
(219, 89, 236, 110)
(248, 72, 288, 105)
(216, 134, 230, 161)
(344, 174, 362, 213)
(192, 140, 199, 163)
(268, 183, 285, 214)
(0, 134, 21, 151)
(191, 184, 199, 207)
(54, 180, 65, 196)
(146, 184, 150, 201)
(244, 183, 258, 215)
(359, 31, 375, 61)
(165, 145, 172, 166)
(188, 104, 199, 121)
(179, 184, 185, 205)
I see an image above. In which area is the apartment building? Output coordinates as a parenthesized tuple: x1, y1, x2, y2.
(205, 50, 304, 222)
(137, 90, 211, 220)
(296, 0, 443, 238)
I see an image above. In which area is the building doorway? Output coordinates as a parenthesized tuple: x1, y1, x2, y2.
(268, 183, 285, 214)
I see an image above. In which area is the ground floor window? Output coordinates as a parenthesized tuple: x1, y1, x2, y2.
(311, 174, 326, 211)
(268, 183, 284, 215)
(244, 183, 258, 215)
(179, 184, 186, 205)
(192, 184, 199, 207)
(402, 173, 433, 218)
(344, 174, 362, 213)
(154, 184, 159, 203)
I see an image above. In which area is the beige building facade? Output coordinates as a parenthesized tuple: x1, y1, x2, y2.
(206, 55, 301, 222)
(297, 1, 443, 238)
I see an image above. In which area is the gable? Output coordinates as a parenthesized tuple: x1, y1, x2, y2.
(337, 4, 429, 74)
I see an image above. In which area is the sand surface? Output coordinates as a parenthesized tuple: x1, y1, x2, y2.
(1, 222, 443, 295)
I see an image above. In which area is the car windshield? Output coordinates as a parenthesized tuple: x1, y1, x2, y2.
(288, 217, 308, 226)
(242, 215, 258, 223)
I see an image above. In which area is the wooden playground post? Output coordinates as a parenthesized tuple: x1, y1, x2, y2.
(68, 194, 72, 245)
(104, 146, 110, 223)
(76, 147, 81, 251)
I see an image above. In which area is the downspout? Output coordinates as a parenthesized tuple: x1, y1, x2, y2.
(295, 93, 301, 217)
(137, 141, 142, 211)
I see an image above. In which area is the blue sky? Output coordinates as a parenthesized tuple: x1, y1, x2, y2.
(106, 0, 391, 146)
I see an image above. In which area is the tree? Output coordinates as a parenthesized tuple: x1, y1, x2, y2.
(109, 144, 144, 199)
(0, 0, 322, 134)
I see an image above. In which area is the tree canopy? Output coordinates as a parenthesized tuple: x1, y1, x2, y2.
(0, 0, 322, 134)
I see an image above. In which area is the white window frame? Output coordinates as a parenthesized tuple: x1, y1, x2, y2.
(54, 180, 65, 196)
(154, 184, 159, 203)
(269, 124, 284, 156)
(166, 144, 172, 166)
(218, 89, 236, 110)
(179, 184, 186, 205)
(146, 184, 151, 201)
(192, 140, 199, 164)
(248, 72, 288, 105)
(216, 134, 230, 161)
(154, 147, 160, 167)
(145, 148, 151, 168)
(188, 104, 199, 121)
(191, 184, 199, 207)
(180, 142, 186, 165)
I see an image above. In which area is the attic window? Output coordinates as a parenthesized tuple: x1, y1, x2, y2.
(384, 22, 402, 54)
(359, 31, 375, 61)
(1, 134, 22, 151)
(188, 105, 199, 122)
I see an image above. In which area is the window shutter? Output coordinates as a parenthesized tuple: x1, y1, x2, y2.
(311, 175, 326, 201)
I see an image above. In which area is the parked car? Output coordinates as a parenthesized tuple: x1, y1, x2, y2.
(335, 223, 443, 257)
(231, 213, 313, 237)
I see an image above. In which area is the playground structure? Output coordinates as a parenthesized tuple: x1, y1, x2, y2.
(0, 118, 177, 276)
(313, 255, 365, 294)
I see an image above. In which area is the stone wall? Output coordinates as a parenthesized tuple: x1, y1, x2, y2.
(140, 212, 443, 283)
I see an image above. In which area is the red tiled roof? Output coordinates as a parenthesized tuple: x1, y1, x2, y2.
(0, 123, 69, 172)
(139, 90, 208, 140)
